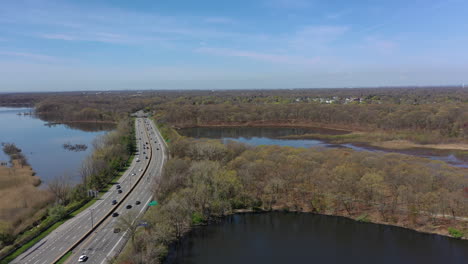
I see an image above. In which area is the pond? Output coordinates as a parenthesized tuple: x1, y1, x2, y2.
(0, 107, 115, 184)
(178, 127, 468, 168)
(165, 212, 468, 264)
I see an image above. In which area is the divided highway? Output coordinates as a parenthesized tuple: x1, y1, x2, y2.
(65, 118, 167, 264)
(13, 117, 167, 264)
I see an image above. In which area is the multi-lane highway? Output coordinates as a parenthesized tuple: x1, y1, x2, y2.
(13, 117, 166, 264)
(65, 118, 167, 264)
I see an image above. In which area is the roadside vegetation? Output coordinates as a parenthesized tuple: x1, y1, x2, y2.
(0, 119, 135, 262)
(116, 125, 467, 263)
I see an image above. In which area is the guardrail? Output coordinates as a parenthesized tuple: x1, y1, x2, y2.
(51, 118, 154, 264)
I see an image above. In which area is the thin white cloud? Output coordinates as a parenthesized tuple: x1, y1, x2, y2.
(196, 47, 319, 65)
(265, 0, 312, 9)
(0, 51, 58, 62)
(203, 17, 236, 24)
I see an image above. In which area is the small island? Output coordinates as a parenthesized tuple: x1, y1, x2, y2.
(62, 143, 88, 152)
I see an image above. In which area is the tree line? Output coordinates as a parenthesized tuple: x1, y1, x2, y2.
(117, 129, 467, 263)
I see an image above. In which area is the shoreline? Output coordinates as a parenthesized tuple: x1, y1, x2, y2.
(226, 209, 467, 240)
(174, 123, 468, 152)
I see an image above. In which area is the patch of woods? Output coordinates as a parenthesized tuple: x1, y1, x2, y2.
(62, 143, 88, 152)
(158, 102, 468, 144)
(0, 119, 135, 258)
(118, 129, 467, 263)
(4, 87, 467, 145)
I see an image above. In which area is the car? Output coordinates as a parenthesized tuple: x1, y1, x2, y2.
(136, 159, 140, 162)
(145, 156, 148, 159)
(139, 169, 143, 172)
(116, 185, 121, 189)
(131, 173, 136, 176)
(112, 212, 119, 217)
(126, 205, 132, 209)
(78, 255, 88, 262)
(112, 200, 117, 205)
(113, 228, 121, 233)
(143, 151, 146, 154)
(135, 201, 141, 205)
(157, 148, 159, 150)
(118, 189, 123, 194)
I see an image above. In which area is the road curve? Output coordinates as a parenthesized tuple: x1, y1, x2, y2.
(65, 118, 167, 264)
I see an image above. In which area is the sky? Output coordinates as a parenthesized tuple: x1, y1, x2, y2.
(1, 0, 468, 91)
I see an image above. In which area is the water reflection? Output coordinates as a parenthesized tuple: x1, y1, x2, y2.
(178, 127, 467, 168)
(166, 212, 468, 264)
(0, 107, 115, 184)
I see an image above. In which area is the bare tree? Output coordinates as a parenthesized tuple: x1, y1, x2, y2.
(48, 173, 73, 205)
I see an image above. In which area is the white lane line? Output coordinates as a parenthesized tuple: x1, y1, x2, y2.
(101, 196, 152, 264)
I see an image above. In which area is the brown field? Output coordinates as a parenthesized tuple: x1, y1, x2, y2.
(0, 161, 53, 236)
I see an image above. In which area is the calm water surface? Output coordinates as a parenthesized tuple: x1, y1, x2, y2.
(0, 107, 114, 184)
(166, 212, 468, 264)
(178, 127, 467, 168)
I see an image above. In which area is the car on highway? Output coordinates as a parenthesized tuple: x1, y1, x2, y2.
(78, 255, 88, 262)
(116, 184, 121, 189)
(118, 189, 123, 194)
(112, 212, 119, 217)
(126, 205, 132, 209)
(113, 228, 121, 233)
(145, 156, 148, 159)
(135, 201, 141, 205)
(157, 148, 159, 150)
(139, 168, 143, 172)
(131, 173, 136, 176)
(112, 200, 117, 205)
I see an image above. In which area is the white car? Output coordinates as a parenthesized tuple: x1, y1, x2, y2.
(78, 255, 88, 262)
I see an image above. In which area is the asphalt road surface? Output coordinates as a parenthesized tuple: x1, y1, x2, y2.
(12, 117, 166, 264)
(66, 118, 167, 264)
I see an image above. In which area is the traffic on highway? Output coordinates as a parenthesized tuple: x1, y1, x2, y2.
(13, 117, 166, 264)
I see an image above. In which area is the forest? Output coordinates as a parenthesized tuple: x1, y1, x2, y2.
(116, 125, 467, 263)
(4, 87, 466, 144)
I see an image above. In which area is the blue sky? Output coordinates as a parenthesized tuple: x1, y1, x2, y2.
(1, 0, 468, 91)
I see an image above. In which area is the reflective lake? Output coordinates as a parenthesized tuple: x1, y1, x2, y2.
(165, 212, 468, 264)
(0, 107, 115, 184)
(178, 127, 468, 168)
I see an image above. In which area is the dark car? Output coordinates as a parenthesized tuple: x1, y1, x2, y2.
(113, 228, 121, 233)
(116, 185, 121, 189)
(118, 189, 123, 194)
(112, 212, 119, 217)
(112, 200, 117, 205)
(135, 201, 141, 205)
(157, 148, 159, 150)
(126, 205, 132, 209)
(145, 156, 148, 159)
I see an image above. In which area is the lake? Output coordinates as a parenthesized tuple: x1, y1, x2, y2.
(0, 107, 115, 184)
(165, 212, 468, 264)
(178, 127, 468, 168)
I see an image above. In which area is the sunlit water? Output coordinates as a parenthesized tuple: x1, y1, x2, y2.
(166, 212, 468, 264)
(178, 127, 467, 168)
(0, 107, 114, 184)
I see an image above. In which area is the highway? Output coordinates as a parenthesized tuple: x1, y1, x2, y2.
(65, 118, 167, 264)
(12, 117, 166, 264)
